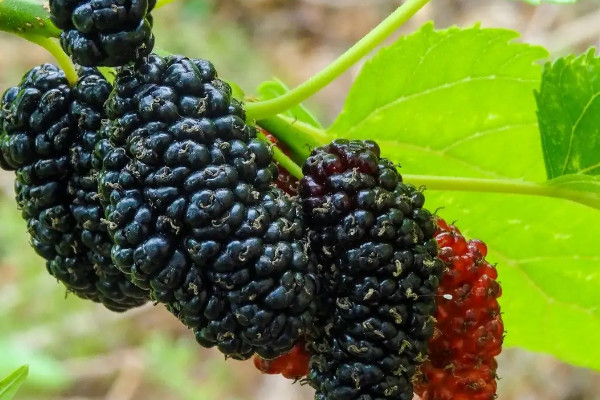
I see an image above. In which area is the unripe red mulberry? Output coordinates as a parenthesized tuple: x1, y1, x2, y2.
(253, 340, 310, 380)
(414, 218, 503, 400)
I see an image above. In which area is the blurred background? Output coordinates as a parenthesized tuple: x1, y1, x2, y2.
(1, 0, 600, 399)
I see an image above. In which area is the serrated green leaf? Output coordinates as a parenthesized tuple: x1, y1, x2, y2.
(330, 23, 549, 181)
(0, 366, 28, 400)
(536, 49, 600, 179)
(257, 79, 323, 128)
(329, 23, 600, 370)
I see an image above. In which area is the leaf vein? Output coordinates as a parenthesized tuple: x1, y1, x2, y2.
(493, 251, 600, 318)
(561, 91, 600, 174)
(577, 161, 600, 175)
(343, 76, 540, 137)
(377, 139, 507, 178)
(441, 122, 538, 153)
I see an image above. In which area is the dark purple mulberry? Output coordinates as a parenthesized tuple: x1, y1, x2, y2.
(0, 64, 148, 311)
(97, 54, 317, 359)
(300, 139, 444, 400)
(69, 68, 149, 309)
(49, 0, 156, 66)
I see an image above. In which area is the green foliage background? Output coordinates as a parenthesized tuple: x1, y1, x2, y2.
(319, 23, 600, 371)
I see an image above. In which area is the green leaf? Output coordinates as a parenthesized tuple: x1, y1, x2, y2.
(536, 49, 600, 179)
(224, 79, 245, 102)
(546, 174, 600, 208)
(329, 23, 600, 370)
(257, 79, 323, 128)
(0, 343, 70, 391)
(330, 23, 549, 182)
(434, 192, 600, 371)
(0, 366, 28, 400)
(0, 0, 60, 37)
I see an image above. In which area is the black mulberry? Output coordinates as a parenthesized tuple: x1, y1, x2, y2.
(49, 0, 156, 66)
(300, 139, 444, 400)
(69, 67, 149, 310)
(97, 54, 317, 359)
(0, 64, 148, 311)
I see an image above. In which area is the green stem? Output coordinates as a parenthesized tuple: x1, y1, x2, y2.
(258, 115, 330, 162)
(404, 175, 593, 208)
(255, 117, 592, 208)
(97, 67, 117, 84)
(20, 34, 78, 85)
(273, 146, 303, 180)
(0, 0, 60, 38)
(245, 0, 432, 121)
(257, 130, 303, 179)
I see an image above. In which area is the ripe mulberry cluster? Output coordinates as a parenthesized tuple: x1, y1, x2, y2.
(250, 216, 505, 400)
(300, 139, 444, 400)
(414, 218, 503, 400)
(0, 64, 147, 311)
(97, 54, 317, 359)
(49, 0, 156, 66)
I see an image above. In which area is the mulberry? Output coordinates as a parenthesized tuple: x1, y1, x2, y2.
(49, 0, 156, 66)
(414, 218, 503, 400)
(69, 68, 149, 310)
(300, 139, 443, 400)
(97, 54, 317, 359)
(254, 340, 310, 380)
(0, 64, 147, 311)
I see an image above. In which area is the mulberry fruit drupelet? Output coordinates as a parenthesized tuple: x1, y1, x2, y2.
(0, 64, 148, 311)
(97, 54, 317, 360)
(300, 139, 444, 400)
(49, 0, 156, 66)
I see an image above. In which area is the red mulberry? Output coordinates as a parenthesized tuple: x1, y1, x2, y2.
(253, 340, 310, 380)
(414, 218, 503, 400)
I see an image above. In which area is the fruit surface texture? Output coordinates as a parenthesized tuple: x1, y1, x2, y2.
(98, 54, 317, 359)
(300, 139, 444, 400)
(49, 0, 156, 66)
(414, 218, 503, 400)
(69, 68, 149, 310)
(0, 64, 147, 310)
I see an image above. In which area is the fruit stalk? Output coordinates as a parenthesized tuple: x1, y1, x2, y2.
(19, 34, 78, 85)
(245, 0, 433, 120)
